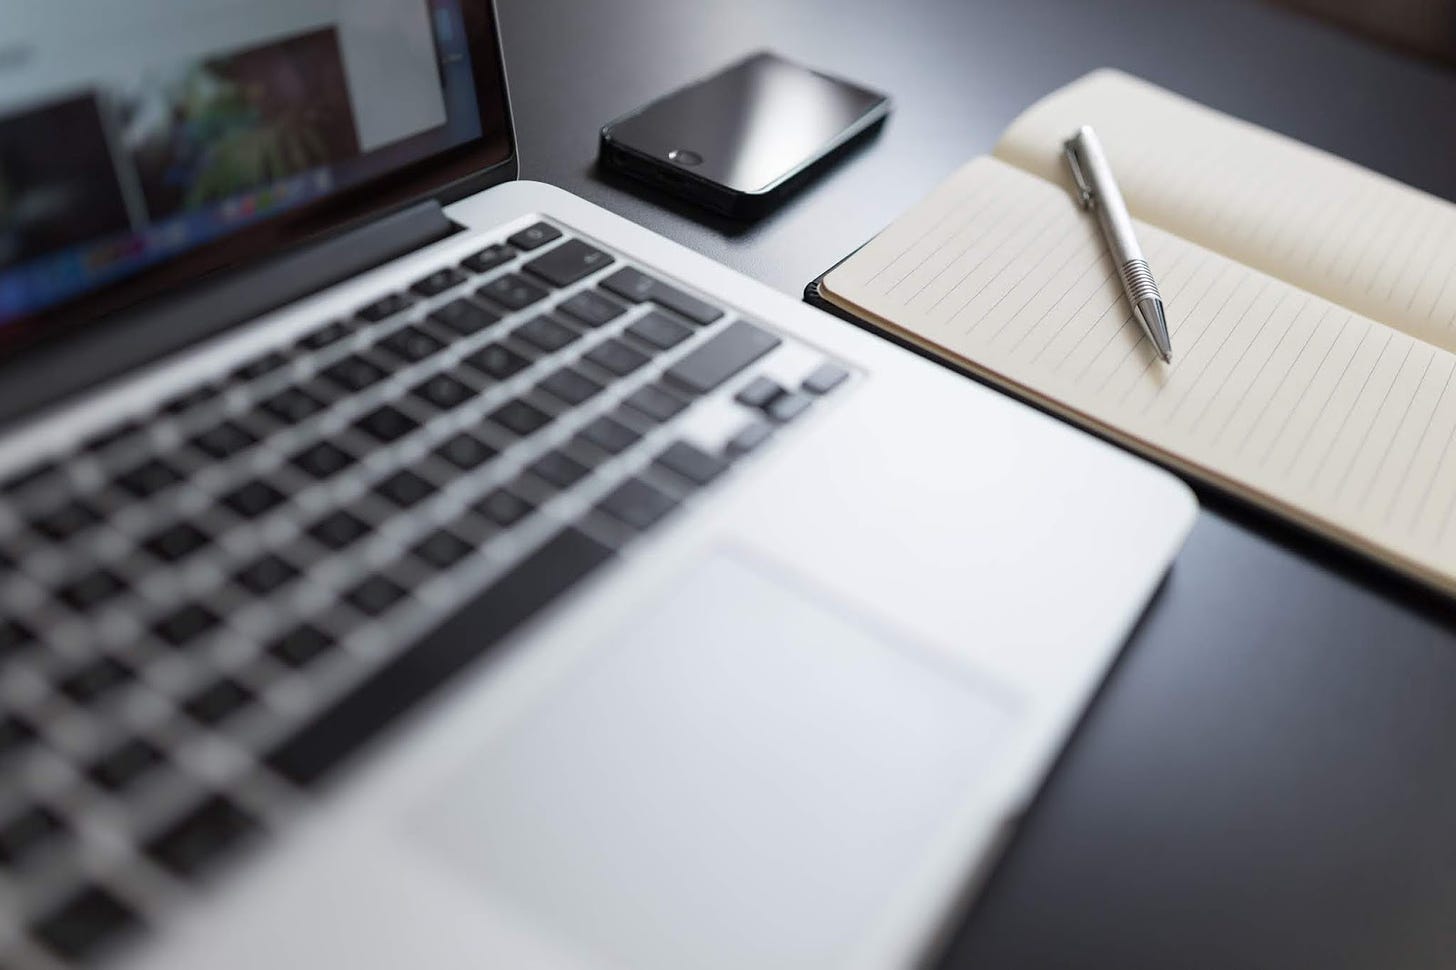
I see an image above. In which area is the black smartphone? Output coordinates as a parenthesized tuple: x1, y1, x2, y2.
(599, 51, 890, 219)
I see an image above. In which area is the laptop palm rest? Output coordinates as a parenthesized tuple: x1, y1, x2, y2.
(410, 549, 1019, 970)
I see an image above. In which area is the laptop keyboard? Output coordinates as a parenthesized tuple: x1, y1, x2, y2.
(0, 219, 853, 967)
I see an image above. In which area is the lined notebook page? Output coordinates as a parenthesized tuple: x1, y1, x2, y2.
(992, 70, 1456, 353)
(822, 157, 1456, 592)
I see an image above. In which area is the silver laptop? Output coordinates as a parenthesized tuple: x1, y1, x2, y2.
(0, 4, 1195, 968)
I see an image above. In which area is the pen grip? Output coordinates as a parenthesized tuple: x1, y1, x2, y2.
(1119, 258, 1161, 304)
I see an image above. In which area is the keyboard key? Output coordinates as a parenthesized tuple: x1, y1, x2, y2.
(234, 554, 300, 596)
(538, 367, 602, 406)
(57, 657, 133, 704)
(411, 267, 467, 298)
(56, 569, 127, 611)
(508, 222, 563, 251)
(160, 383, 221, 416)
(655, 441, 729, 487)
(577, 415, 641, 455)
(2, 460, 59, 497)
(182, 678, 254, 725)
(523, 238, 614, 287)
(297, 319, 352, 351)
(290, 441, 356, 480)
(725, 421, 773, 457)
(0, 804, 65, 866)
(346, 576, 408, 616)
(145, 795, 260, 879)
(465, 342, 532, 381)
(435, 433, 497, 471)
(412, 530, 473, 570)
(474, 487, 534, 527)
(83, 420, 142, 455)
(266, 527, 612, 786)
(600, 266, 723, 325)
(803, 361, 851, 395)
(232, 351, 288, 383)
(378, 324, 445, 364)
(734, 376, 783, 408)
(320, 354, 389, 393)
(478, 273, 549, 311)
(114, 456, 183, 499)
(153, 604, 220, 648)
(598, 477, 678, 531)
(354, 405, 419, 443)
(0, 716, 36, 761)
(31, 884, 142, 963)
(430, 298, 500, 336)
(768, 391, 813, 423)
(530, 450, 590, 489)
(665, 321, 781, 395)
(269, 625, 335, 669)
(557, 289, 626, 327)
(220, 480, 287, 518)
(0, 619, 37, 658)
(513, 313, 582, 352)
(88, 738, 166, 792)
(261, 387, 326, 424)
(308, 511, 370, 550)
(358, 291, 413, 322)
(409, 374, 472, 412)
(583, 338, 649, 377)
(375, 470, 435, 508)
(32, 500, 100, 542)
(462, 244, 515, 274)
(190, 420, 258, 460)
(627, 310, 693, 351)
(488, 399, 552, 437)
(623, 384, 689, 424)
(143, 521, 210, 562)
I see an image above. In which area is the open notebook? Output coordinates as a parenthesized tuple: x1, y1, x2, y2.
(813, 69, 1456, 596)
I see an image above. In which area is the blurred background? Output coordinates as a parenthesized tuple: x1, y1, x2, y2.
(1273, 0, 1456, 63)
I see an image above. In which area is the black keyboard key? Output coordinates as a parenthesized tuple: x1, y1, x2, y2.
(488, 399, 552, 437)
(346, 576, 408, 617)
(32, 499, 100, 542)
(376, 470, 435, 508)
(190, 420, 258, 460)
(143, 521, 210, 562)
(57, 569, 127, 611)
(161, 383, 221, 416)
(57, 657, 133, 704)
(430, 297, 500, 336)
(0, 619, 37, 658)
(83, 420, 142, 455)
(2, 460, 58, 496)
(31, 885, 142, 963)
(0, 804, 64, 866)
(599, 477, 678, 531)
(665, 320, 781, 395)
(358, 291, 413, 322)
(508, 222, 562, 251)
(474, 487, 534, 527)
(768, 391, 813, 423)
(88, 739, 165, 792)
(114, 456, 183, 499)
(803, 362, 851, 395)
(600, 266, 723, 325)
(145, 795, 260, 879)
(234, 554, 300, 596)
(583, 338, 648, 377)
(523, 238, 614, 287)
(465, 342, 532, 381)
(461, 243, 515, 274)
(623, 384, 689, 424)
(0, 716, 36, 760)
(725, 421, 773, 457)
(270, 625, 335, 669)
(232, 351, 288, 383)
(153, 604, 220, 648)
(412, 373, 476, 412)
(514, 313, 582, 352)
(220, 480, 287, 518)
(291, 441, 355, 480)
(558, 289, 626, 327)
(266, 527, 612, 786)
(261, 387, 326, 424)
(735, 376, 783, 409)
(412, 530, 473, 570)
(320, 354, 389, 393)
(308, 511, 370, 550)
(577, 415, 641, 455)
(656, 441, 729, 487)
(298, 319, 352, 351)
(478, 273, 549, 311)
(378, 324, 445, 364)
(182, 678, 254, 725)
(530, 450, 590, 489)
(435, 433, 497, 471)
(538, 367, 602, 406)
(411, 267, 467, 298)
(354, 405, 419, 444)
(627, 310, 694, 351)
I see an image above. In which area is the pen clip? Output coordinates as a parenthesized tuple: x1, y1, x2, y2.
(1063, 138, 1094, 210)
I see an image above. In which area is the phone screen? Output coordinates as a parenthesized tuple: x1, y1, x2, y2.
(607, 52, 887, 195)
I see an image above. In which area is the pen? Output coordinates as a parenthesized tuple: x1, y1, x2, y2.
(1063, 125, 1173, 363)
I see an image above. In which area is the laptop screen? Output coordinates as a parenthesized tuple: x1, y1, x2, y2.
(0, 0, 512, 338)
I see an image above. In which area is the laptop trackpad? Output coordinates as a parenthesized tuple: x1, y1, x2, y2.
(411, 550, 1019, 970)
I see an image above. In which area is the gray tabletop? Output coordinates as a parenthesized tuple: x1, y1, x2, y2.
(497, 1, 1456, 966)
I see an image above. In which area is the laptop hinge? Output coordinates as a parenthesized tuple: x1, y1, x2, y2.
(0, 201, 462, 430)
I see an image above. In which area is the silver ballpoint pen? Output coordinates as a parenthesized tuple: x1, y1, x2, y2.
(1063, 125, 1173, 363)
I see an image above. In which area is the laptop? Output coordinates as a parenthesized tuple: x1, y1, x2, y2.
(0, 4, 1195, 968)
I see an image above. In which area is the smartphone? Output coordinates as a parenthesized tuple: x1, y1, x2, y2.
(599, 51, 890, 219)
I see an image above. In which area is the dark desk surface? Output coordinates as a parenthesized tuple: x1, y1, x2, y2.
(498, 1, 1456, 966)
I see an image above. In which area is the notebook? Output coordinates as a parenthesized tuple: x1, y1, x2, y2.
(811, 69, 1456, 596)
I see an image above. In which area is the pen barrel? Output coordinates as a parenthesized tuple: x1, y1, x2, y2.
(1118, 258, 1162, 304)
